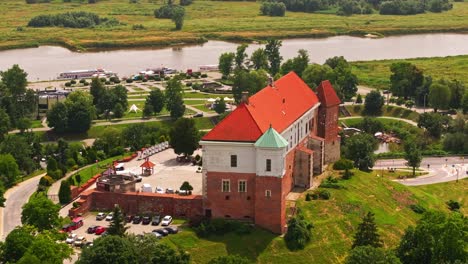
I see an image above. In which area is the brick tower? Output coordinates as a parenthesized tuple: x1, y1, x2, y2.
(316, 80, 341, 164)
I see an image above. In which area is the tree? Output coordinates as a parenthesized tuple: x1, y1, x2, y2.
(250, 48, 268, 70)
(352, 212, 383, 249)
(169, 118, 200, 157)
(150, 243, 190, 264)
(417, 112, 450, 138)
(171, 6, 185, 30)
(390, 62, 424, 98)
(265, 39, 283, 75)
(343, 133, 376, 171)
(0, 64, 28, 97)
(302, 64, 334, 89)
(356, 94, 363, 104)
(0, 154, 20, 187)
(19, 232, 72, 264)
(0, 186, 5, 207)
(75, 174, 82, 185)
(77, 236, 138, 264)
(3, 226, 35, 263)
(143, 102, 154, 117)
(346, 246, 402, 264)
(232, 69, 268, 102)
(208, 255, 250, 264)
(397, 211, 467, 264)
(58, 181, 71, 204)
(359, 117, 384, 134)
(165, 78, 184, 110)
(107, 205, 129, 237)
(67, 100, 94, 132)
(364, 91, 384, 116)
(16, 117, 31, 133)
(169, 93, 186, 120)
(90, 77, 105, 105)
(21, 194, 60, 231)
(447, 79, 465, 109)
(111, 84, 128, 110)
(462, 91, 468, 114)
(47, 102, 68, 133)
(180, 181, 193, 194)
(113, 103, 124, 118)
(214, 98, 226, 114)
(404, 139, 422, 177)
(218, 52, 235, 78)
(428, 82, 451, 112)
(284, 212, 313, 251)
(234, 44, 248, 70)
(147, 88, 166, 114)
(0, 108, 11, 140)
(280, 49, 309, 76)
(0, 135, 33, 174)
(331, 61, 358, 101)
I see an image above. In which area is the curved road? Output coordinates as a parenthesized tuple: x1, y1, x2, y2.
(0, 173, 44, 240)
(375, 156, 467, 186)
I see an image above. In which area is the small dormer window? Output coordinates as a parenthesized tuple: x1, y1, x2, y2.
(230, 155, 237, 167)
(266, 159, 272, 172)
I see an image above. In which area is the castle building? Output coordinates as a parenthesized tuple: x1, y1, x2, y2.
(200, 72, 341, 233)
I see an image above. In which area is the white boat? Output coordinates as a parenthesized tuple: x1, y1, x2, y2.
(199, 64, 218, 71)
(58, 68, 115, 80)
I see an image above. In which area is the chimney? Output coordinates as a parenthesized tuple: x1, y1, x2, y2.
(241, 91, 249, 105)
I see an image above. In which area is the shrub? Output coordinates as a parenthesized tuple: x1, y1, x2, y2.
(201, 73, 208, 78)
(39, 176, 54, 187)
(193, 218, 252, 237)
(186, 82, 192, 87)
(105, 81, 111, 85)
(333, 158, 354, 170)
(319, 176, 342, 189)
(446, 200, 461, 211)
(132, 24, 145, 30)
(260, 2, 286, 17)
(180, 0, 193, 6)
(154, 76, 161, 81)
(284, 212, 313, 251)
(58, 181, 72, 204)
(318, 189, 331, 200)
(27, 11, 119, 28)
(305, 193, 312, 201)
(126, 79, 133, 83)
(83, 81, 89, 86)
(342, 169, 353, 180)
(164, 76, 170, 81)
(65, 82, 71, 87)
(79, 79, 86, 83)
(409, 204, 426, 214)
(142, 79, 148, 82)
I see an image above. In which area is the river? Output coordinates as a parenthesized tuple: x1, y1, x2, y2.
(1, 33, 468, 81)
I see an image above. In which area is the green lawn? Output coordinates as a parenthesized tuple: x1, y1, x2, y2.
(30, 120, 43, 128)
(191, 104, 216, 113)
(344, 105, 420, 122)
(351, 55, 468, 89)
(164, 171, 466, 263)
(184, 99, 208, 105)
(68, 154, 127, 185)
(183, 92, 230, 99)
(1, 1, 468, 50)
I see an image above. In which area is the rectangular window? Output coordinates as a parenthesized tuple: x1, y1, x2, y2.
(230, 155, 237, 167)
(266, 159, 272, 172)
(222, 180, 230, 192)
(238, 180, 247, 193)
(265, 190, 272, 198)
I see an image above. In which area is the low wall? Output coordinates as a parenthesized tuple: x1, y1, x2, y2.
(70, 174, 101, 200)
(69, 190, 203, 219)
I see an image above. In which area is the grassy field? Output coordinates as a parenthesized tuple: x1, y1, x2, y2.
(1, 0, 468, 50)
(68, 154, 127, 185)
(351, 55, 468, 89)
(164, 171, 466, 263)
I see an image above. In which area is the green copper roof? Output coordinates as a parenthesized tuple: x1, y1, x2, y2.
(255, 126, 288, 148)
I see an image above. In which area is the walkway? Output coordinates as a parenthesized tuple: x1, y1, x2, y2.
(339, 116, 418, 126)
(0, 173, 44, 240)
(374, 156, 467, 186)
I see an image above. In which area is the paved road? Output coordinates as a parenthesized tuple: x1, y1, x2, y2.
(0, 173, 44, 240)
(375, 156, 467, 186)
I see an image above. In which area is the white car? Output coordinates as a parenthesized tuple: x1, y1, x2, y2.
(73, 236, 86, 247)
(105, 212, 114, 221)
(65, 233, 77, 244)
(161, 215, 172, 226)
(152, 231, 162, 238)
(156, 187, 164, 194)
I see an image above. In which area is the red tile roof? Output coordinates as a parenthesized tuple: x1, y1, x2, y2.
(140, 160, 155, 168)
(316, 80, 341, 107)
(203, 72, 320, 142)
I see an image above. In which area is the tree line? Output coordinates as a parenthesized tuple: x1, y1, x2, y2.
(218, 40, 358, 103)
(27, 11, 121, 28)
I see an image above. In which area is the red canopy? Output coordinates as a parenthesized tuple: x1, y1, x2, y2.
(140, 160, 155, 168)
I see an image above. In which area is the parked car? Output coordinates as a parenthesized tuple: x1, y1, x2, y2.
(153, 228, 169, 236)
(133, 216, 142, 224)
(65, 233, 77, 244)
(84, 241, 94, 248)
(161, 215, 172, 226)
(155, 187, 164, 194)
(165, 188, 174, 194)
(151, 215, 161, 226)
(152, 231, 162, 238)
(62, 217, 84, 233)
(95, 226, 107, 235)
(142, 216, 151, 225)
(164, 226, 179, 234)
(96, 212, 106, 221)
(73, 237, 86, 247)
(193, 112, 203, 118)
(125, 215, 134, 223)
(87, 225, 99, 234)
(105, 212, 114, 221)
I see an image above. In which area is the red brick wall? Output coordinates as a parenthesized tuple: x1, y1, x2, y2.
(69, 190, 203, 219)
(204, 172, 256, 219)
(317, 104, 339, 142)
(70, 174, 101, 200)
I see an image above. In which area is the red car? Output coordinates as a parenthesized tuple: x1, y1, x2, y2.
(62, 217, 84, 233)
(95, 226, 107, 235)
